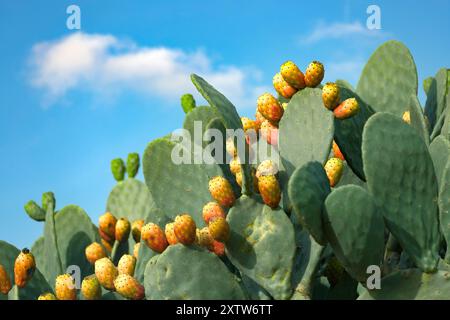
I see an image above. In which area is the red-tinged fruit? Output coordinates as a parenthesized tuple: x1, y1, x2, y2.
(141, 223, 168, 253)
(55, 274, 77, 300)
(257, 93, 284, 123)
(115, 218, 131, 243)
(202, 202, 226, 225)
(258, 175, 281, 208)
(95, 257, 118, 291)
(174, 214, 197, 245)
(241, 117, 258, 133)
(14, 248, 36, 288)
(255, 110, 265, 130)
(101, 239, 113, 254)
(324, 157, 344, 187)
(260, 120, 279, 146)
(81, 275, 101, 300)
(322, 82, 340, 110)
(208, 176, 236, 208)
(273, 73, 297, 99)
(305, 61, 325, 87)
(98, 212, 117, 243)
(164, 222, 179, 245)
(280, 61, 306, 89)
(196, 227, 214, 249)
(208, 217, 230, 242)
(333, 98, 359, 119)
(113, 274, 144, 300)
(211, 241, 225, 257)
(118, 254, 136, 276)
(38, 292, 57, 300)
(131, 219, 144, 243)
(332, 141, 345, 161)
(0, 264, 12, 295)
(85, 242, 107, 265)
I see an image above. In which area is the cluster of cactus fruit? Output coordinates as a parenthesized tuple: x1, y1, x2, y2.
(1, 40, 450, 300)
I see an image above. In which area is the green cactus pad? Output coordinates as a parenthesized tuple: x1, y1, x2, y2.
(333, 86, 374, 181)
(111, 158, 125, 182)
(226, 195, 296, 300)
(24, 200, 46, 222)
(144, 244, 246, 299)
(143, 138, 223, 227)
(43, 203, 63, 288)
(424, 68, 448, 130)
(323, 185, 385, 282)
(31, 236, 45, 273)
(42, 191, 56, 213)
(0, 241, 52, 300)
(429, 135, 450, 190)
(181, 93, 196, 114)
(335, 79, 354, 91)
(240, 274, 272, 300)
(441, 94, 450, 140)
(424, 77, 434, 95)
(358, 268, 450, 300)
(126, 153, 140, 178)
(183, 106, 219, 147)
(439, 160, 450, 262)
(288, 161, 331, 245)
(106, 178, 156, 254)
(362, 112, 441, 272)
(357, 40, 418, 117)
(279, 88, 334, 177)
(335, 163, 366, 188)
(408, 94, 430, 145)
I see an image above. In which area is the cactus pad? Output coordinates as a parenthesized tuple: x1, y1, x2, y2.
(424, 68, 448, 130)
(429, 135, 450, 190)
(439, 160, 450, 262)
(408, 94, 430, 145)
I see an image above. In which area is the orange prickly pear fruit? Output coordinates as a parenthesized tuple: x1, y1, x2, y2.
(81, 275, 101, 300)
(101, 239, 113, 254)
(260, 120, 279, 146)
(322, 82, 340, 110)
(258, 175, 281, 208)
(113, 274, 144, 300)
(174, 214, 197, 245)
(211, 241, 226, 257)
(333, 98, 359, 119)
(38, 292, 57, 300)
(332, 141, 345, 161)
(117, 254, 136, 276)
(141, 223, 168, 253)
(304, 61, 325, 87)
(0, 264, 12, 295)
(255, 110, 266, 130)
(202, 202, 226, 225)
(95, 257, 118, 291)
(257, 93, 284, 123)
(208, 217, 230, 243)
(256, 160, 279, 178)
(14, 248, 36, 288)
(98, 212, 117, 243)
(208, 176, 236, 208)
(133, 243, 140, 259)
(226, 137, 237, 158)
(273, 73, 297, 99)
(280, 61, 306, 90)
(229, 157, 241, 175)
(85, 242, 107, 265)
(241, 117, 258, 133)
(131, 219, 145, 243)
(55, 274, 77, 300)
(196, 227, 214, 249)
(115, 218, 131, 243)
(164, 222, 179, 246)
(324, 157, 344, 187)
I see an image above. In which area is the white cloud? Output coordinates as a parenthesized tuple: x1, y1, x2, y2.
(300, 21, 385, 44)
(29, 32, 268, 110)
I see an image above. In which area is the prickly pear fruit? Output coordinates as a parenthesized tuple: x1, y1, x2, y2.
(273, 73, 297, 99)
(38, 292, 57, 300)
(115, 218, 131, 243)
(131, 219, 144, 243)
(95, 257, 118, 291)
(255, 110, 265, 130)
(14, 248, 36, 288)
(322, 82, 340, 110)
(202, 202, 226, 225)
(211, 241, 225, 257)
(164, 222, 179, 246)
(324, 157, 344, 187)
(181, 93, 196, 114)
(260, 120, 279, 146)
(81, 275, 101, 300)
(141, 223, 168, 253)
(258, 175, 281, 208)
(133, 243, 140, 259)
(305, 61, 325, 87)
(111, 158, 125, 182)
(257, 93, 284, 123)
(280, 61, 306, 89)
(241, 117, 258, 133)
(117, 254, 136, 276)
(402, 111, 411, 124)
(0, 264, 12, 295)
(208, 217, 230, 242)
(98, 212, 117, 243)
(196, 227, 214, 249)
(332, 141, 345, 161)
(101, 239, 113, 254)
(55, 274, 77, 300)
(229, 157, 241, 175)
(226, 137, 237, 157)
(333, 98, 359, 119)
(113, 274, 144, 300)
(256, 160, 279, 178)
(85, 242, 107, 265)
(126, 153, 140, 178)
(208, 176, 236, 208)
(174, 214, 197, 245)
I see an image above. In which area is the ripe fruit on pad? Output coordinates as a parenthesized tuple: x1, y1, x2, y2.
(229, 157, 241, 175)
(38, 293, 57, 300)
(141, 223, 168, 253)
(95, 257, 118, 291)
(174, 214, 197, 245)
(101, 239, 113, 254)
(273, 73, 297, 99)
(196, 227, 214, 249)
(81, 275, 101, 300)
(131, 219, 145, 243)
(133, 243, 140, 259)
(256, 160, 279, 178)
(208, 176, 236, 208)
(322, 83, 340, 110)
(260, 120, 279, 146)
(14, 248, 36, 288)
(208, 217, 230, 242)
(113, 274, 144, 300)
(280, 60, 306, 90)
(258, 175, 281, 208)
(98, 212, 117, 243)
(85, 242, 107, 265)
(118, 254, 136, 276)
(333, 98, 359, 119)
(202, 202, 226, 225)
(324, 157, 344, 187)
(55, 274, 77, 300)
(241, 117, 258, 133)
(211, 241, 225, 257)
(332, 141, 345, 161)
(305, 61, 325, 87)
(0, 264, 12, 295)
(257, 93, 284, 123)
(115, 218, 131, 243)
(165, 222, 179, 245)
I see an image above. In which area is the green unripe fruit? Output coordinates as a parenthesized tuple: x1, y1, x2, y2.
(111, 158, 125, 182)
(24, 200, 46, 221)
(126, 153, 140, 178)
(181, 94, 196, 114)
(42, 192, 55, 212)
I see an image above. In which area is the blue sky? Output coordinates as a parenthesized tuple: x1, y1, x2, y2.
(1, 0, 449, 249)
